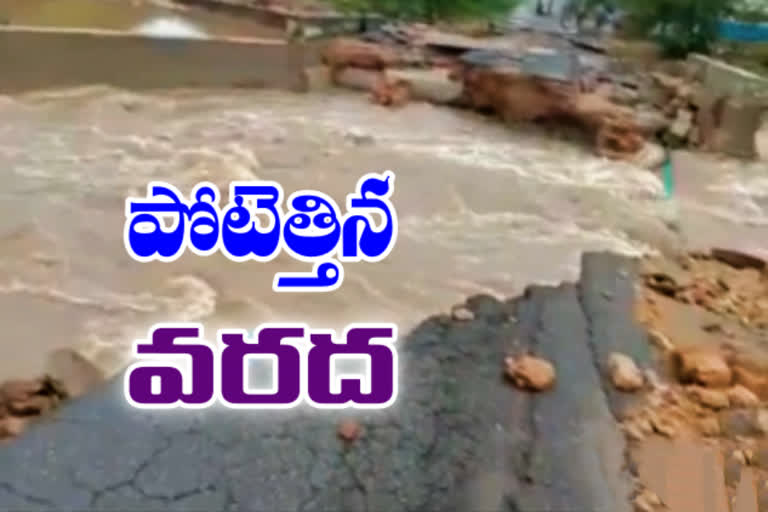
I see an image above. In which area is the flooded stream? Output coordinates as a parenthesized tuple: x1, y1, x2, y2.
(1, 86, 766, 383)
(0, 0, 285, 38)
(0, 0, 767, 383)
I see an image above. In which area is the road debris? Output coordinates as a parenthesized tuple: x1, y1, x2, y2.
(337, 419, 362, 442)
(0, 375, 68, 441)
(608, 353, 645, 392)
(318, 23, 768, 163)
(504, 354, 556, 391)
(626, 248, 768, 510)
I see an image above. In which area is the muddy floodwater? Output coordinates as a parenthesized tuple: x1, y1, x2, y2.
(0, 0, 285, 38)
(0, 86, 766, 381)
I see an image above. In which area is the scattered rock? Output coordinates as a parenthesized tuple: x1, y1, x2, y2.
(644, 369, 667, 392)
(687, 386, 730, 409)
(755, 409, 768, 435)
(451, 305, 474, 322)
(725, 452, 744, 486)
(628, 141, 666, 170)
(371, 77, 411, 107)
(673, 348, 732, 388)
(624, 422, 646, 441)
(0, 379, 46, 403)
(0, 416, 26, 439)
(669, 108, 694, 139)
(504, 355, 556, 392)
(8, 395, 55, 416)
(0, 375, 68, 440)
(698, 416, 721, 437)
(719, 409, 761, 437)
(733, 449, 749, 465)
(607, 353, 645, 392)
(322, 38, 400, 70)
(733, 366, 768, 400)
(634, 488, 663, 512)
(649, 411, 678, 438)
(728, 385, 760, 408)
(337, 419, 362, 442)
(647, 329, 675, 352)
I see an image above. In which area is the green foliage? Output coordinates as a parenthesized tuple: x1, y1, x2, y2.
(329, 0, 520, 22)
(618, 0, 734, 57)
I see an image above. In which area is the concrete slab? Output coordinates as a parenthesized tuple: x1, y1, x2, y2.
(0, 25, 312, 93)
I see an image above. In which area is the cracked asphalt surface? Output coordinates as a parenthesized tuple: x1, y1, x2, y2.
(0, 252, 648, 511)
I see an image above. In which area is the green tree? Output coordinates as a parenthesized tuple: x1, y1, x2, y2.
(619, 0, 735, 57)
(329, 0, 520, 23)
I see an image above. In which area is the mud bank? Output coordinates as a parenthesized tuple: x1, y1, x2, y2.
(0, 251, 645, 511)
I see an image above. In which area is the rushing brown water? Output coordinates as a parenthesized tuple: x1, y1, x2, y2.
(0, 85, 766, 383)
(0, 0, 285, 38)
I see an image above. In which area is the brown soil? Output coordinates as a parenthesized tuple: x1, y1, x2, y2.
(628, 249, 768, 512)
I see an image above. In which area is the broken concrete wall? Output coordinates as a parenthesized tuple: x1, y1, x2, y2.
(0, 26, 311, 93)
(688, 53, 768, 96)
(712, 97, 767, 158)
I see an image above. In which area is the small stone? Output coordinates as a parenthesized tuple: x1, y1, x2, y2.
(7, 395, 53, 416)
(607, 353, 645, 392)
(728, 385, 760, 408)
(0, 416, 26, 439)
(702, 322, 722, 333)
(687, 386, 730, 409)
(0, 379, 43, 402)
(669, 108, 694, 139)
(344, 130, 375, 146)
(649, 413, 678, 438)
(725, 453, 744, 486)
(719, 409, 760, 437)
(755, 409, 768, 434)
(647, 330, 675, 352)
(644, 369, 667, 392)
(733, 366, 768, 398)
(634, 489, 662, 512)
(624, 422, 646, 441)
(673, 348, 732, 387)
(451, 306, 474, 322)
(504, 355, 556, 392)
(337, 419, 362, 442)
(699, 416, 721, 436)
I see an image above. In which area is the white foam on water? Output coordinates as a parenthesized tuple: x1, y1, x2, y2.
(401, 209, 656, 258)
(132, 16, 209, 40)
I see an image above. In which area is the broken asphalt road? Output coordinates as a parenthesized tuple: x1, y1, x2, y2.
(0, 252, 644, 511)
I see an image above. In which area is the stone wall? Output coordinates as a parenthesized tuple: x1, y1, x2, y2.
(0, 25, 317, 93)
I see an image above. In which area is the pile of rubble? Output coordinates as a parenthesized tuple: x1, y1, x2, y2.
(319, 26, 768, 165)
(0, 375, 68, 441)
(319, 30, 668, 166)
(626, 249, 768, 510)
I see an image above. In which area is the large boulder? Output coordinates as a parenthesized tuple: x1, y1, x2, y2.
(321, 38, 400, 71)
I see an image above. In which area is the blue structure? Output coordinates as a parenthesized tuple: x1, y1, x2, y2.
(719, 19, 768, 43)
